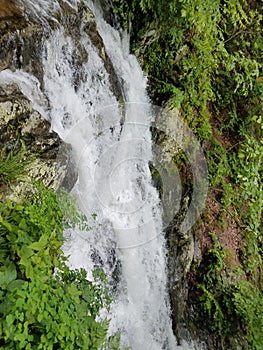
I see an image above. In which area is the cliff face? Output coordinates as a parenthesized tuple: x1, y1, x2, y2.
(0, 3, 200, 345)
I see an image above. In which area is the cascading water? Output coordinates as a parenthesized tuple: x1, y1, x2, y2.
(0, 1, 196, 349)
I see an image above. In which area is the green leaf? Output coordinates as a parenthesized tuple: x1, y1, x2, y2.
(7, 279, 25, 291)
(0, 299, 13, 314)
(19, 246, 33, 267)
(0, 186, 115, 348)
(0, 219, 13, 233)
(0, 261, 17, 288)
(6, 314, 14, 327)
(29, 234, 48, 251)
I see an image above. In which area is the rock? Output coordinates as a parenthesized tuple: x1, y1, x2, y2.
(0, 1, 44, 81)
(0, 82, 76, 201)
(165, 196, 196, 345)
(134, 22, 160, 63)
(0, 1, 22, 19)
(151, 102, 197, 343)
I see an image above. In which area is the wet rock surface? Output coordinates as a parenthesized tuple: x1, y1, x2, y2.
(0, 2, 44, 83)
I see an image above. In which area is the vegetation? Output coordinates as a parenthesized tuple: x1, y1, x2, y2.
(0, 148, 120, 349)
(112, 0, 262, 348)
(0, 140, 34, 185)
(192, 234, 263, 349)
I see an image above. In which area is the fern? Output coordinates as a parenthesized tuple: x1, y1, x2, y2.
(0, 141, 34, 185)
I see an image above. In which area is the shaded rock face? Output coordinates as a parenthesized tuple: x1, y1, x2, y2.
(152, 104, 197, 345)
(0, 1, 44, 83)
(0, 1, 124, 198)
(0, 1, 22, 19)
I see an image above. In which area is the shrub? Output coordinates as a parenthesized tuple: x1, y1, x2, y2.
(0, 185, 119, 349)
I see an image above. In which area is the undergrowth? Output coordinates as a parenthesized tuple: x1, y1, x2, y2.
(193, 235, 263, 349)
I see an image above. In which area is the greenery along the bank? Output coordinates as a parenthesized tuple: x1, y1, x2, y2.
(192, 234, 263, 349)
(0, 184, 121, 349)
(112, 0, 262, 348)
(113, 0, 262, 133)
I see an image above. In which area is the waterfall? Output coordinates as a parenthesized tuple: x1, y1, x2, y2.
(0, 1, 196, 349)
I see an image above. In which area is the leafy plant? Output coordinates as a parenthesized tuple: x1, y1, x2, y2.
(0, 186, 120, 349)
(57, 188, 92, 231)
(194, 237, 263, 347)
(230, 281, 263, 349)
